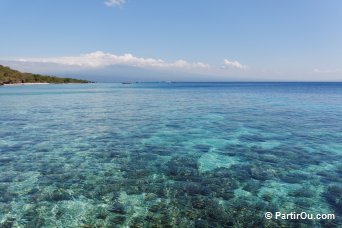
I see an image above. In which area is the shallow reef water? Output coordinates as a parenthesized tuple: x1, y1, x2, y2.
(0, 82, 341, 227)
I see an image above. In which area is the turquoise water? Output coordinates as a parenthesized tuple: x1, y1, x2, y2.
(0, 82, 341, 227)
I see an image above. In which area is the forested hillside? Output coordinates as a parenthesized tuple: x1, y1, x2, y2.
(0, 65, 89, 85)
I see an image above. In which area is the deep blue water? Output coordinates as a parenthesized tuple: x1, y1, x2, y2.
(0, 82, 341, 227)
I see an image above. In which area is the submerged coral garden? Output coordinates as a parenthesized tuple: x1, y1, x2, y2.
(0, 83, 341, 227)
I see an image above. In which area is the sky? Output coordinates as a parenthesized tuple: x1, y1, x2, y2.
(0, 0, 341, 82)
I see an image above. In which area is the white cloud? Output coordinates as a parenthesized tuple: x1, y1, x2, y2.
(18, 51, 210, 70)
(223, 59, 247, 70)
(105, 0, 125, 7)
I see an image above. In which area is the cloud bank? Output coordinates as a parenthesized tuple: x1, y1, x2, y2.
(3, 51, 255, 81)
(18, 51, 210, 70)
(223, 59, 247, 70)
(104, 0, 125, 7)
(17, 52, 251, 75)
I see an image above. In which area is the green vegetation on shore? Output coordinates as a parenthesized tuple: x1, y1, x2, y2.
(0, 65, 89, 85)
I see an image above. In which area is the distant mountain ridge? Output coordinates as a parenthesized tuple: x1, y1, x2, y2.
(0, 65, 89, 85)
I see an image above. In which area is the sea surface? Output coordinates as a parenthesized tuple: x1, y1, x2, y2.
(0, 82, 341, 227)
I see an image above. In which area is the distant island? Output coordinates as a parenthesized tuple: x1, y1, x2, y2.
(0, 65, 89, 85)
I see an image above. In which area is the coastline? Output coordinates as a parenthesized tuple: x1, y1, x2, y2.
(2, 83, 50, 86)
